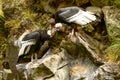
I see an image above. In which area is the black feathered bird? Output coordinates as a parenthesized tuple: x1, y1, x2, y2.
(55, 6, 96, 26)
(54, 6, 97, 43)
(14, 29, 56, 62)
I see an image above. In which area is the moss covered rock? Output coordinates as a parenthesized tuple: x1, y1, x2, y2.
(0, 0, 6, 37)
(90, 0, 120, 8)
(102, 6, 120, 42)
(2, 0, 55, 38)
(102, 6, 120, 62)
(0, 0, 8, 70)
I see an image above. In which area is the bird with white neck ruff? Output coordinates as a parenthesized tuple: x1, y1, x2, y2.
(54, 6, 97, 43)
(14, 28, 57, 63)
(54, 6, 97, 31)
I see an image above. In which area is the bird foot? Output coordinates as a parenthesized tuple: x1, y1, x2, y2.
(26, 61, 39, 69)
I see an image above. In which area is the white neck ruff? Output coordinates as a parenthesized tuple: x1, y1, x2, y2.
(47, 30, 52, 36)
(55, 23, 63, 28)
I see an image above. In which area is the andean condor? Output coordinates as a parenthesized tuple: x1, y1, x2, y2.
(14, 29, 56, 62)
(54, 6, 97, 43)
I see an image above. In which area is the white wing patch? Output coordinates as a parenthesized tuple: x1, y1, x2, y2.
(83, 11, 96, 21)
(18, 39, 36, 57)
(66, 10, 96, 25)
(14, 30, 30, 47)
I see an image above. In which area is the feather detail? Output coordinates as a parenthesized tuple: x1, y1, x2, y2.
(82, 11, 96, 21)
(66, 10, 96, 25)
(18, 39, 36, 57)
(56, 7, 96, 25)
(14, 30, 30, 47)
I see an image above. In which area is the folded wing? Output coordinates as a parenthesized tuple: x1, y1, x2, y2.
(57, 6, 96, 25)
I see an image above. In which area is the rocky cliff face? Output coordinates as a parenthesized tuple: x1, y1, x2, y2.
(0, 0, 120, 80)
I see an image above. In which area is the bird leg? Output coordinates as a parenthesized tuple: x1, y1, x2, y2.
(68, 28, 78, 44)
(34, 53, 38, 61)
(31, 54, 34, 62)
(68, 29, 74, 38)
(71, 28, 75, 36)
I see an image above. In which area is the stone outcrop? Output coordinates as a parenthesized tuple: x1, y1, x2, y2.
(2, 48, 119, 80)
(102, 6, 120, 42)
(94, 63, 120, 80)
(102, 6, 120, 62)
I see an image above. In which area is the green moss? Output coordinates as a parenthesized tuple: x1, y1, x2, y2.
(0, 0, 6, 37)
(112, 0, 120, 8)
(60, 40, 79, 57)
(106, 41, 120, 62)
(83, 24, 94, 33)
(5, 20, 19, 28)
(90, 0, 110, 7)
(106, 22, 120, 42)
(60, 39, 89, 58)
(49, 32, 66, 48)
(0, 37, 8, 60)
(75, 0, 89, 6)
(0, 0, 8, 62)
(90, 0, 120, 7)
(0, 16, 5, 36)
(114, 0, 120, 4)
(32, 64, 53, 78)
(0, 0, 4, 17)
